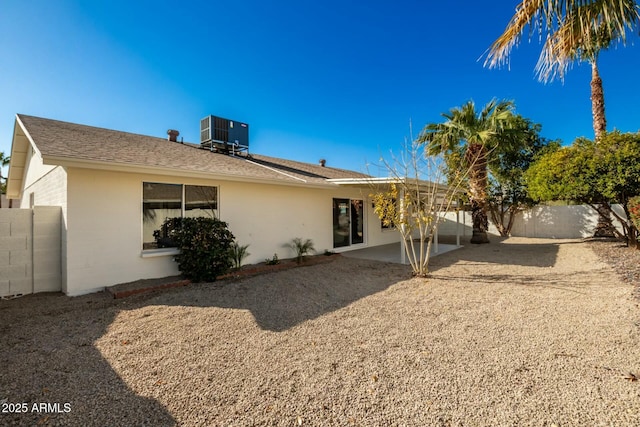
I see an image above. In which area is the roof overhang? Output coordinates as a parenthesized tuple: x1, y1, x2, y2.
(41, 155, 341, 190)
(328, 177, 462, 195)
(6, 115, 37, 199)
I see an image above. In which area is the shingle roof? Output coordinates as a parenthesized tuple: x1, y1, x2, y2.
(17, 114, 369, 186)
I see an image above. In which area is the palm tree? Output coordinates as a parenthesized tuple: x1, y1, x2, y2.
(417, 99, 516, 244)
(0, 151, 10, 208)
(484, 0, 640, 140)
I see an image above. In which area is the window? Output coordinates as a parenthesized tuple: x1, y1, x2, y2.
(142, 182, 218, 250)
(185, 185, 218, 218)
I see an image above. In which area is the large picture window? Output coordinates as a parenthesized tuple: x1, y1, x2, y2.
(142, 182, 218, 250)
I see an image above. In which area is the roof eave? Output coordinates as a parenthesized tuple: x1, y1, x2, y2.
(328, 177, 460, 194)
(6, 115, 38, 199)
(42, 155, 341, 190)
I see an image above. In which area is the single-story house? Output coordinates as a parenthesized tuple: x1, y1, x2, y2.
(7, 114, 416, 296)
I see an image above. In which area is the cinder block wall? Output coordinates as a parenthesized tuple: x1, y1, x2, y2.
(0, 207, 61, 297)
(33, 206, 62, 293)
(0, 209, 32, 296)
(437, 204, 626, 239)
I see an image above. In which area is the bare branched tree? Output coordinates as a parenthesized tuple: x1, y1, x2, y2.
(370, 137, 475, 277)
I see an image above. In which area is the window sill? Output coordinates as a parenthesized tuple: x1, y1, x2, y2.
(141, 248, 180, 258)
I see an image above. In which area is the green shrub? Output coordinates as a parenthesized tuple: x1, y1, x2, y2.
(229, 242, 250, 270)
(160, 217, 235, 282)
(265, 253, 280, 265)
(285, 237, 315, 264)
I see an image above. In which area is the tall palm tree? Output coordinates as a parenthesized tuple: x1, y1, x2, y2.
(0, 152, 9, 209)
(484, 0, 640, 140)
(418, 99, 516, 244)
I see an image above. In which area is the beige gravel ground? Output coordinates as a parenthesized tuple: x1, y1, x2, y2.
(1, 237, 640, 426)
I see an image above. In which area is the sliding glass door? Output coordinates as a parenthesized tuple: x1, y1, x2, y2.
(333, 198, 364, 248)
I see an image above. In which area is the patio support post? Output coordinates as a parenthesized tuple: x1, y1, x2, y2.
(463, 203, 467, 238)
(456, 200, 461, 247)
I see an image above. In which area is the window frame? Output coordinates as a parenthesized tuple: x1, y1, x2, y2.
(141, 182, 219, 254)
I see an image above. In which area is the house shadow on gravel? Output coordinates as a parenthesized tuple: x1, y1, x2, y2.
(0, 292, 176, 427)
(151, 256, 411, 332)
(0, 256, 410, 425)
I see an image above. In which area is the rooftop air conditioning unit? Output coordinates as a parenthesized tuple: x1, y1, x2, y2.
(200, 115, 249, 154)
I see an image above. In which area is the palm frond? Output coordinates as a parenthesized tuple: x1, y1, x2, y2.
(484, 0, 640, 82)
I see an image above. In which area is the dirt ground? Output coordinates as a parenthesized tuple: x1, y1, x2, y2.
(1, 237, 639, 426)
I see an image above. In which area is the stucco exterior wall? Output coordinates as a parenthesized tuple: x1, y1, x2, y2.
(65, 168, 179, 295)
(222, 183, 398, 260)
(64, 168, 399, 295)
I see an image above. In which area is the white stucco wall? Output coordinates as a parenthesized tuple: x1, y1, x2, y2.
(223, 183, 398, 260)
(66, 168, 180, 295)
(63, 168, 399, 295)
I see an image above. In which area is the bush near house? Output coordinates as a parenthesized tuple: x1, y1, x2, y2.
(285, 238, 315, 264)
(160, 217, 235, 282)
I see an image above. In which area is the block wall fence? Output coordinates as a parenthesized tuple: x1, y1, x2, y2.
(0, 206, 61, 298)
(438, 204, 626, 239)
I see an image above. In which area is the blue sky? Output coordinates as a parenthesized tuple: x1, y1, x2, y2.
(1, 1, 639, 176)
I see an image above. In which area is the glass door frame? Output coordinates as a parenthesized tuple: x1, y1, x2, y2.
(332, 198, 365, 248)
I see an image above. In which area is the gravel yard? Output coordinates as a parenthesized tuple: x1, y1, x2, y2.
(1, 237, 639, 426)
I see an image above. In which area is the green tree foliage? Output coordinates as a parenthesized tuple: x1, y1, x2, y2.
(485, 0, 640, 140)
(418, 99, 532, 243)
(525, 131, 640, 247)
(485, 0, 639, 81)
(160, 217, 235, 281)
(443, 116, 557, 236)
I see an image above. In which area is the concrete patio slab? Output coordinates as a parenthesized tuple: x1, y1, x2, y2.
(341, 241, 461, 264)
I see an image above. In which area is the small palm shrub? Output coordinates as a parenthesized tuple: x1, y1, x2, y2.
(285, 238, 316, 264)
(265, 254, 280, 265)
(229, 242, 251, 270)
(160, 217, 235, 282)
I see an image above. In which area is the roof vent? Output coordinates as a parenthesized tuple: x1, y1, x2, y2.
(167, 129, 179, 142)
(200, 115, 249, 155)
